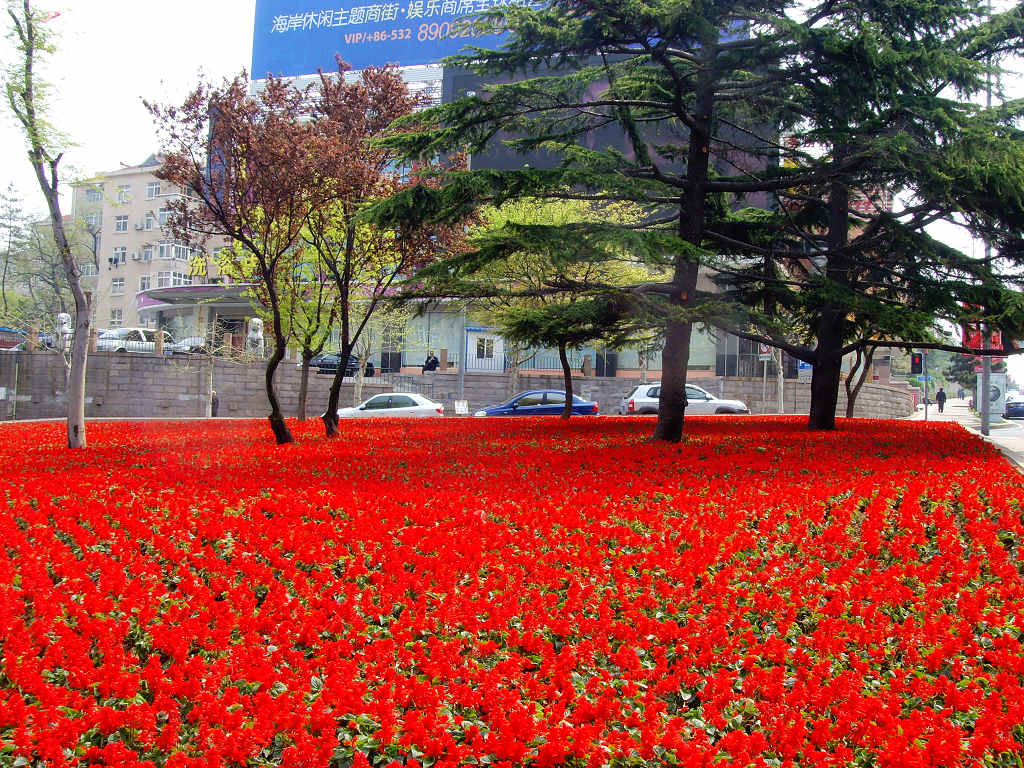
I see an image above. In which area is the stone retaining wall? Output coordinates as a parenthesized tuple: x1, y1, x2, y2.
(719, 377, 917, 418)
(0, 352, 916, 421)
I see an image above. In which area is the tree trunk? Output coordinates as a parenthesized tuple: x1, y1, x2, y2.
(353, 355, 366, 405)
(32, 160, 88, 448)
(11, 3, 89, 448)
(296, 351, 312, 420)
(263, 278, 293, 444)
(653, 316, 694, 441)
(808, 146, 851, 431)
(507, 341, 523, 398)
(844, 345, 875, 418)
(322, 224, 358, 438)
(265, 337, 293, 444)
(652, 46, 714, 442)
(322, 340, 356, 437)
(809, 344, 843, 430)
(558, 342, 573, 419)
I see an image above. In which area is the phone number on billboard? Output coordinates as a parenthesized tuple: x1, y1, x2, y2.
(343, 20, 496, 44)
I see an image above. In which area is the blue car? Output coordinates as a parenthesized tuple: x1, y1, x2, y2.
(473, 389, 600, 417)
(1004, 395, 1024, 419)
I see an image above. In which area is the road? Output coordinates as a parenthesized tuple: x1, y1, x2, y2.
(908, 396, 1024, 471)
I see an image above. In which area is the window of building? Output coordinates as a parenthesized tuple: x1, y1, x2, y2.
(476, 338, 495, 359)
(158, 208, 171, 227)
(158, 241, 173, 260)
(114, 216, 128, 232)
(109, 309, 123, 327)
(83, 212, 100, 229)
(157, 271, 171, 288)
(139, 275, 151, 292)
(144, 212, 156, 230)
(142, 245, 154, 261)
(714, 335, 798, 379)
(172, 272, 191, 287)
(86, 187, 103, 202)
(111, 277, 125, 295)
(117, 185, 130, 203)
(80, 263, 99, 276)
(111, 247, 127, 265)
(146, 181, 161, 199)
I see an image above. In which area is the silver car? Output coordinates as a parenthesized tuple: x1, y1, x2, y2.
(338, 392, 444, 418)
(618, 382, 749, 415)
(96, 327, 174, 353)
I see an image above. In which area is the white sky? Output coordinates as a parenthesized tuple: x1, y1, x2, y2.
(1, 0, 1021, 384)
(1, 1, 257, 213)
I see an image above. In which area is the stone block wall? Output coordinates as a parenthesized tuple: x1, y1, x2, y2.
(720, 378, 917, 418)
(0, 352, 916, 421)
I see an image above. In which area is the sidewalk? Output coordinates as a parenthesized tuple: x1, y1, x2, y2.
(907, 397, 1024, 471)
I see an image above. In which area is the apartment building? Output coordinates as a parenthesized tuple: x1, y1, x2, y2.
(72, 156, 251, 343)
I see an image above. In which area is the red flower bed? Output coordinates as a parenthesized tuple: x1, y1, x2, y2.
(1, 417, 1022, 767)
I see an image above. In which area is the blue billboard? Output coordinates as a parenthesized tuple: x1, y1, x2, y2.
(252, 0, 540, 77)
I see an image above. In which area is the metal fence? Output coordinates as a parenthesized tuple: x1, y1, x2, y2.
(375, 372, 436, 398)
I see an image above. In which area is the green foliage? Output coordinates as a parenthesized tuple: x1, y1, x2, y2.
(4, 0, 70, 155)
(369, 0, 1024, 434)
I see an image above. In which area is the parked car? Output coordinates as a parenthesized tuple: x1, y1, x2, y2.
(474, 390, 600, 417)
(1004, 392, 1024, 419)
(308, 353, 375, 377)
(96, 328, 174, 353)
(617, 382, 749, 415)
(0, 333, 59, 352)
(165, 335, 208, 355)
(338, 392, 443, 418)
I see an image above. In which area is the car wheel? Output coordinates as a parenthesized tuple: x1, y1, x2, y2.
(116, 348, 127, 354)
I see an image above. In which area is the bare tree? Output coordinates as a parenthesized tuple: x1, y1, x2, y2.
(5, 0, 90, 448)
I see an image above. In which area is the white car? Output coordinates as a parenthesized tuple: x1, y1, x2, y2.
(96, 328, 174, 353)
(338, 392, 444, 418)
(618, 382, 749, 415)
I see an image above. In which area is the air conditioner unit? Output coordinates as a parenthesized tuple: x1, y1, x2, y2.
(131, 252, 140, 261)
(135, 223, 144, 230)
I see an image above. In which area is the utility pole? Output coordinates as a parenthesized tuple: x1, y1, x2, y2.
(923, 349, 929, 421)
(776, 348, 785, 414)
(982, 325, 991, 435)
(456, 306, 466, 400)
(982, 0, 993, 437)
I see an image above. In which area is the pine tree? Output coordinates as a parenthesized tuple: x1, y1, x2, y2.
(372, 0, 852, 441)
(716, 0, 1024, 428)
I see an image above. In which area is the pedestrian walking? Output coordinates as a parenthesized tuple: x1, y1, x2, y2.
(211, 390, 219, 417)
(935, 387, 946, 413)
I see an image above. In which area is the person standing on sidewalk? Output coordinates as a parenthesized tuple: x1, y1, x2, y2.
(936, 387, 947, 413)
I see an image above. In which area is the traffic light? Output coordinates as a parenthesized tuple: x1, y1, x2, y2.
(910, 352, 924, 375)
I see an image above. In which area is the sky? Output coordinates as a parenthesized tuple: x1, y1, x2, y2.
(1, 0, 257, 213)
(1, 0, 1021, 385)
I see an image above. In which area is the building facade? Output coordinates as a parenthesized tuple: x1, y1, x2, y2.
(71, 156, 253, 344)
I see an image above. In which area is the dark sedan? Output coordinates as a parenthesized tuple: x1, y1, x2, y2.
(473, 389, 599, 417)
(309, 353, 375, 377)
